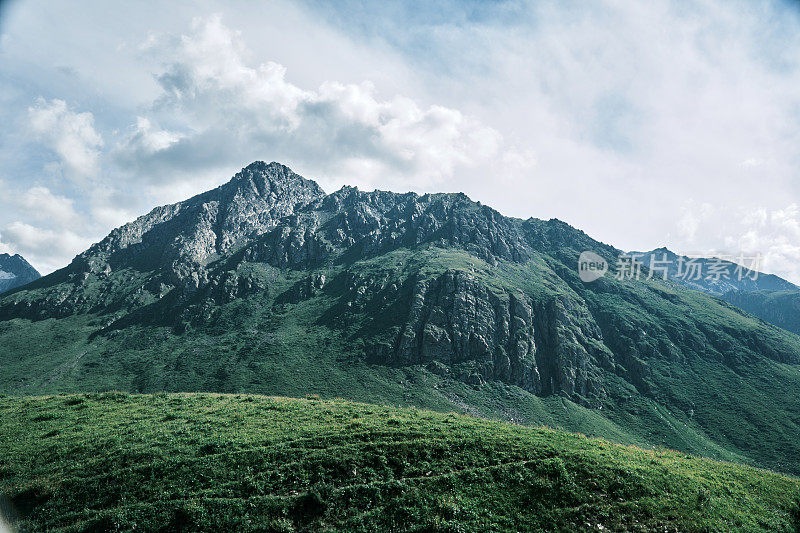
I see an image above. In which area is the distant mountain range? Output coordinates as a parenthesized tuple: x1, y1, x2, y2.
(0, 253, 40, 294)
(721, 289, 800, 336)
(630, 248, 800, 336)
(627, 247, 797, 294)
(3, 161, 800, 476)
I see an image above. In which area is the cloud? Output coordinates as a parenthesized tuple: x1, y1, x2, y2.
(0, 184, 92, 274)
(667, 202, 800, 283)
(113, 117, 184, 172)
(118, 14, 504, 188)
(3, 0, 800, 278)
(0, 221, 87, 273)
(28, 98, 103, 180)
(20, 186, 80, 226)
(317, 0, 800, 254)
(127, 117, 184, 154)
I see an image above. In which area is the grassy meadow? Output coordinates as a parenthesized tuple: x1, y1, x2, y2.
(0, 393, 798, 532)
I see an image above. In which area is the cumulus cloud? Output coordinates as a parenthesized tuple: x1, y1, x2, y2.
(127, 117, 184, 154)
(20, 186, 80, 226)
(0, 222, 86, 273)
(0, 185, 92, 273)
(668, 202, 800, 284)
(4, 0, 800, 279)
(332, 0, 800, 262)
(28, 98, 103, 179)
(118, 15, 504, 188)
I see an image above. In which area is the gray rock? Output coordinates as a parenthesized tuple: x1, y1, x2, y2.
(0, 254, 41, 294)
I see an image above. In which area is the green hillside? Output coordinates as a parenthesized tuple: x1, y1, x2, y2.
(3, 244, 800, 476)
(722, 289, 800, 336)
(3, 162, 800, 481)
(1, 393, 798, 532)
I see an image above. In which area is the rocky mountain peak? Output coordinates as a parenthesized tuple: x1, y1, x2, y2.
(629, 248, 797, 294)
(227, 161, 324, 198)
(71, 162, 326, 282)
(649, 246, 675, 256)
(0, 253, 41, 294)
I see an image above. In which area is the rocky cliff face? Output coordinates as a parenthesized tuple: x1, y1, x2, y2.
(242, 186, 532, 270)
(75, 161, 325, 282)
(367, 270, 544, 392)
(356, 270, 607, 403)
(0, 254, 41, 294)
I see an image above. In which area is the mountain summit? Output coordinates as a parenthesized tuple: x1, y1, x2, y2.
(3, 162, 800, 476)
(0, 253, 40, 294)
(76, 161, 325, 282)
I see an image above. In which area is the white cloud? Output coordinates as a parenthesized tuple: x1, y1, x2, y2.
(356, 0, 800, 255)
(20, 186, 80, 226)
(2, 0, 800, 278)
(28, 98, 103, 179)
(120, 14, 505, 189)
(0, 222, 87, 273)
(128, 117, 184, 153)
(667, 202, 800, 283)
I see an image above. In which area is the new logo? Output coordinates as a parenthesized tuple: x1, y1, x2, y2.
(578, 251, 608, 283)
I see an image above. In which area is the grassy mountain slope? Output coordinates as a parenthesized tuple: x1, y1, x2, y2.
(3, 244, 800, 474)
(1, 394, 798, 532)
(3, 162, 800, 478)
(722, 289, 800, 336)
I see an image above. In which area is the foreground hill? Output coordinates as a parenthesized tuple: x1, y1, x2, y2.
(0, 253, 40, 294)
(0, 394, 798, 532)
(3, 162, 800, 476)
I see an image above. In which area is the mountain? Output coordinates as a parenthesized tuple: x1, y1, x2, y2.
(0, 253, 40, 294)
(629, 249, 800, 336)
(4, 161, 800, 476)
(722, 289, 800, 336)
(628, 247, 797, 295)
(2, 393, 798, 532)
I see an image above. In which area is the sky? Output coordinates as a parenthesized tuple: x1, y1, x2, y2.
(1, 0, 800, 282)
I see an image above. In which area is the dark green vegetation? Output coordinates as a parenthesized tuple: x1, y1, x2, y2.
(723, 289, 800, 336)
(1, 394, 799, 532)
(629, 248, 800, 337)
(2, 161, 800, 481)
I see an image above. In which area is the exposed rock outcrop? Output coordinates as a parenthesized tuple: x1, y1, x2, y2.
(76, 161, 325, 281)
(361, 270, 606, 403)
(374, 271, 541, 393)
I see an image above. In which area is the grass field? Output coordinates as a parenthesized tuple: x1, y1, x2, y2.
(1, 393, 798, 532)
